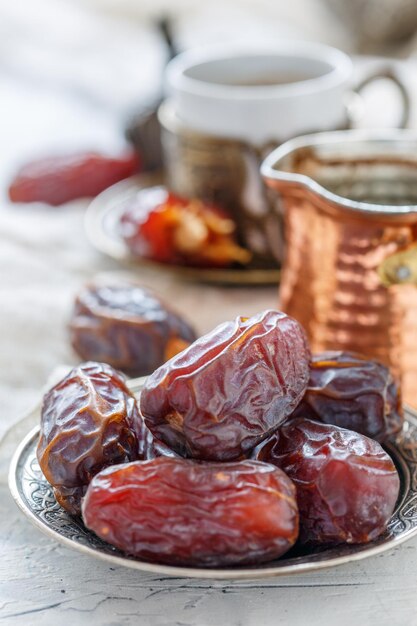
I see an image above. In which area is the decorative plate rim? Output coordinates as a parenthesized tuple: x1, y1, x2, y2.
(8, 379, 417, 580)
(84, 175, 281, 286)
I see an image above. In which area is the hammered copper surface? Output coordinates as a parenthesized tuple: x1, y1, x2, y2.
(262, 131, 417, 407)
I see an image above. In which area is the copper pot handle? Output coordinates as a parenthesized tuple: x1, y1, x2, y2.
(346, 68, 410, 129)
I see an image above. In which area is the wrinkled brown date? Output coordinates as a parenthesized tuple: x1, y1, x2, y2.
(69, 280, 196, 377)
(37, 362, 146, 515)
(291, 351, 403, 441)
(254, 418, 400, 545)
(82, 458, 299, 567)
(140, 310, 310, 461)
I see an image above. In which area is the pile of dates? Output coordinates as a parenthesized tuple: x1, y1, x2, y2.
(38, 309, 403, 568)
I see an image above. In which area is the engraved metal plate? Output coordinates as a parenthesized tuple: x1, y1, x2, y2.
(8, 379, 417, 580)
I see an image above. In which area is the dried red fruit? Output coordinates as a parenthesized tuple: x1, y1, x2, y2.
(37, 362, 144, 515)
(141, 310, 310, 461)
(69, 280, 196, 377)
(254, 418, 400, 545)
(119, 186, 251, 268)
(82, 458, 299, 567)
(9, 151, 140, 205)
(291, 351, 403, 442)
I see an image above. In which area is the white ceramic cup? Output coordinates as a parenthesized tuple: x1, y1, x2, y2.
(165, 42, 356, 145)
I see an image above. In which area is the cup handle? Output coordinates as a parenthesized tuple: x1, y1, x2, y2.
(347, 68, 410, 129)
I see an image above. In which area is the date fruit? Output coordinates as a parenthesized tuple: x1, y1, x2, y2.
(292, 351, 403, 442)
(82, 458, 299, 567)
(37, 362, 145, 515)
(69, 280, 196, 377)
(141, 309, 310, 461)
(254, 418, 400, 545)
(9, 151, 140, 206)
(137, 407, 179, 461)
(119, 186, 251, 268)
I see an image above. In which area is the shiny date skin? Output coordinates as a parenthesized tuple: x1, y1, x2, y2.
(69, 280, 196, 377)
(82, 457, 299, 567)
(140, 310, 310, 461)
(37, 362, 145, 515)
(291, 351, 403, 442)
(254, 418, 400, 545)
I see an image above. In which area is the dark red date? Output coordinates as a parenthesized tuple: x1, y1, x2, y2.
(292, 351, 403, 441)
(9, 151, 140, 206)
(140, 310, 310, 461)
(69, 280, 196, 377)
(254, 418, 400, 545)
(82, 458, 299, 567)
(37, 362, 145, 515)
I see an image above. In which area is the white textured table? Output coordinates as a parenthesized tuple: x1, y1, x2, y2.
(2, 18, 417, 623)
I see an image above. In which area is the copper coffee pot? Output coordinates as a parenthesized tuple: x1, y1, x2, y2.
(261, 130, 417, 406)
